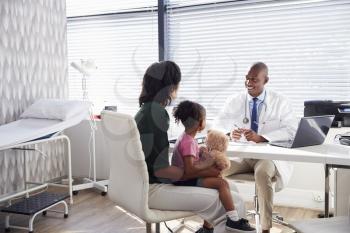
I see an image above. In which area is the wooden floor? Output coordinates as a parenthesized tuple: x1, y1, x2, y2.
(0, 189, 320, 233)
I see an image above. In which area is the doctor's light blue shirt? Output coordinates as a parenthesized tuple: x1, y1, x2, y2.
(248, 89, 266, 124)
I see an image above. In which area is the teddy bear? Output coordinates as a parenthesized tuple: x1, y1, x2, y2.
(200, 129, 231, 172)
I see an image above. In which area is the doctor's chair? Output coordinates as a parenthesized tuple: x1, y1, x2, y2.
(101, 111, 195, 233)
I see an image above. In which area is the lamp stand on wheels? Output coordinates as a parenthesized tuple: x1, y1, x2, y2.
(70, 60, 108, 196)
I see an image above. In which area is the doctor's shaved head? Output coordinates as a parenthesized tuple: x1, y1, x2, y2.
(245, 62, 269, 97)
(247, 62, 268, 80)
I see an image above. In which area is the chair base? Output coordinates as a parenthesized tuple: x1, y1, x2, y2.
(247, 209, 261, 232)
(146, 219, 196, 233)
(246, 192, 291, 232)
(272, 213, 291, 228)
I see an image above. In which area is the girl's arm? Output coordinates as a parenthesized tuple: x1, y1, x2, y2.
(181, 156, 220, 180)
(195, 147, 215, 170)
(194, 157, 215, 170)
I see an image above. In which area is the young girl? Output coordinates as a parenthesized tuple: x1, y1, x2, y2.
(172, 100, 255, 233)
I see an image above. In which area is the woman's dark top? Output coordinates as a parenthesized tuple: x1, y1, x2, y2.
(135, 101, 170, 184)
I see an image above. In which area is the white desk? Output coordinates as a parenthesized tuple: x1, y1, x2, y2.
(226, 142, 350, 217)
(228, 143, 327, 163)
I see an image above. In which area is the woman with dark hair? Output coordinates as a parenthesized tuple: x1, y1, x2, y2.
(135, 61, 247, 233)
(138, 60, 181, 107)
(136, 61, 186, 182)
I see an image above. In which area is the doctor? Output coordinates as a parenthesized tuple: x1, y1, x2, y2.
(214, 62, 297, 233)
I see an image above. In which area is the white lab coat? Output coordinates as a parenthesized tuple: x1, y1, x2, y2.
(213, 89, 298, 192)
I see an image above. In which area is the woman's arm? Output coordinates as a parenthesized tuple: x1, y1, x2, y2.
(181, 156, 220, 180)
(154, 166, 184, 181)
(153, 158, 216, 181)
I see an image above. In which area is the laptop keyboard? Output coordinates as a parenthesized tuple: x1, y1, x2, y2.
(269, 140, 293, 148)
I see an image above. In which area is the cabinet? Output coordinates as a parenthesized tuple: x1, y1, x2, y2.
(328, 127, 350, 216)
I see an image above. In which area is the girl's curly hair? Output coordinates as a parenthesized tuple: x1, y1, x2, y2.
(173, 100, 206, 129)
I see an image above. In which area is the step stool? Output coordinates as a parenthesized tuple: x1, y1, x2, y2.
(1, 192, 69, 233)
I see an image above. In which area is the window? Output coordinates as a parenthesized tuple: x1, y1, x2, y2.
(67, 0, 350, 118)
(67, 0, 158, 115)
(167, 0, 350, 118)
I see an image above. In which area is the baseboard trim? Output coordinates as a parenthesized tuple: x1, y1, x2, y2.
(231, 181, 324, 210)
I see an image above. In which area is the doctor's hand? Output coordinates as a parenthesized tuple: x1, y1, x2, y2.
(231, 129, 243, 140)
(243, 129, 267, 143)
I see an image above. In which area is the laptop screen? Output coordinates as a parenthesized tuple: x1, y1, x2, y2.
(291, 115, 335, 148)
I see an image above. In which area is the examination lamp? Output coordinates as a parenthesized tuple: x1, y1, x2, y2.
(70, 59, 97, 77)
(70, 59, 97, 100)
(70, 59, 102, 193)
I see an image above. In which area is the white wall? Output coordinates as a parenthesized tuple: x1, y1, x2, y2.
(0, 0, 67, 195)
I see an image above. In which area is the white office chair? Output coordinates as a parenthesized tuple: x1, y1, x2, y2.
(289, 216, 350, 233)
(100, 111, 195, 233)
(289, 195, 350, 233)
(226, 173, 286, 232)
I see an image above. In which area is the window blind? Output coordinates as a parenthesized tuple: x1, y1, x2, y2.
(67, 0, 158, 17)
(67, 1, 158, 115)
(167, 0, 350, 118)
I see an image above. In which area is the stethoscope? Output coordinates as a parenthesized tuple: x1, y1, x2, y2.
(243, 91, 267, 124)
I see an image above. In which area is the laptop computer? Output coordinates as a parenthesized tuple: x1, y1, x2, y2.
(269, 115, 335, 148)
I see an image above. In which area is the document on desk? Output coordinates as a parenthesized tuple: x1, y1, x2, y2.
(229, 140, 257, 146)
